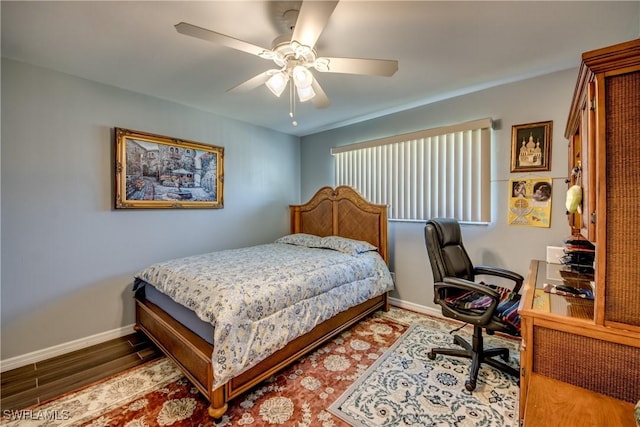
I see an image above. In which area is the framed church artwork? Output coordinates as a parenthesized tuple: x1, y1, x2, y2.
(113, 128, 224, 209)
(510, 121, 552, 172)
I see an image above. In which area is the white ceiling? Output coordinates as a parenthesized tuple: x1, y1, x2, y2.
(2, 1, 639, 136)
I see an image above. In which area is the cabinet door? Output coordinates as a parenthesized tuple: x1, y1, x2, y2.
(581, 81, 597, 242)
(600, 69, 640, 329)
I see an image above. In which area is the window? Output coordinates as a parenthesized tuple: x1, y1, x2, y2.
(332, 118, 492, 223)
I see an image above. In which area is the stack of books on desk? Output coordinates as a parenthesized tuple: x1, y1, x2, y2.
(561, 235, 595, 274)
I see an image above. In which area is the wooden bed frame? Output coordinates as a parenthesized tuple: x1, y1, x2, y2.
(134, 186, 390, 418)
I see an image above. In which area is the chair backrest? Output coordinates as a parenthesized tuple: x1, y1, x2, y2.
(424, 218, 475, 282)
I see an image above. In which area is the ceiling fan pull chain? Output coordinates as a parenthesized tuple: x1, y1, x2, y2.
(290, 83, 298, 127)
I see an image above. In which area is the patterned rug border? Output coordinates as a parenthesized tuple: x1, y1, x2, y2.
(1, 358, 182, 427)
(377, 308, 521, 343)
(42, 358, 170, 407)
(327, 323, 422, 426)
(328, 320, 520, 427)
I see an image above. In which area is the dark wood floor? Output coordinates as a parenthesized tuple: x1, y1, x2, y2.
(0, 332, 163, 412)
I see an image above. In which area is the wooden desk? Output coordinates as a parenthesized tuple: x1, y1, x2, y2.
(524, 373, 636, 427)
(518, 260, 640, 425)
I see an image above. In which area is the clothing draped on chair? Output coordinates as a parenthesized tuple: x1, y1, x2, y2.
(444, 281, 521, 334)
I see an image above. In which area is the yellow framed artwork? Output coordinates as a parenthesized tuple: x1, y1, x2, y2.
(508, 178, 552, 227)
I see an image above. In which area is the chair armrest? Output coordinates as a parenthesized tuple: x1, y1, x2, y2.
(438, 277, 501, 299)
(474, 265, 524, 293)
(434, 277, 499, 326)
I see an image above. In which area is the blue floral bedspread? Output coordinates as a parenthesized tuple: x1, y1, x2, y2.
(135, 241, 394, 389)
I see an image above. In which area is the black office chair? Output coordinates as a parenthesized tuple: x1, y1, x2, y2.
(424, 218, 523, 391)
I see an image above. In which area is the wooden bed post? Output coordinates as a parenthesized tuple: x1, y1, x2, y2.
(208, 386, 228, 419)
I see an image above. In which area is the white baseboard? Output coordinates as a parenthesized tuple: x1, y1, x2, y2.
(388, 297, 443, 318)
(0, 324, 136, 373)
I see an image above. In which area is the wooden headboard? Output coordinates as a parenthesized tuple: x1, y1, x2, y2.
(289, 186, 389, 263)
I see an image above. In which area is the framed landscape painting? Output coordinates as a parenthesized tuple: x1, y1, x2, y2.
(510, 121, 552, 172)
(114, 128, 224, 209)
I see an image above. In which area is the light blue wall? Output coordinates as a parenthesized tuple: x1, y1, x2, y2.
(0, 59, 592, 360)
(1, 59, 300, 359)
(300, 69, 577, 312)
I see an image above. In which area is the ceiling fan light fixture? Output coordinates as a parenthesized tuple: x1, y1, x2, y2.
(292, 65, 313, 89)
(290, 40, 313, 59)
(296, 85, 316, 102)
(314, 58, 330, 72)
(174, 2, 398, 127)
(272, 52, 287, 68)
(265, 71, 289, 97)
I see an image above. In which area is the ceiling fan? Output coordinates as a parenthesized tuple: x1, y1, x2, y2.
(175, 0, 398, 126)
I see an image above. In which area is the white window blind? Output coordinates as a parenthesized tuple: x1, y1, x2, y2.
(332, 118, 492, 223)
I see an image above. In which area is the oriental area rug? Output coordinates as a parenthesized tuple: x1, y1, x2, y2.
(1, 308, 520, 427)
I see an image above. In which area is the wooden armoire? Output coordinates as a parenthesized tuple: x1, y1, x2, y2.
(565, 38, 640, 333)
(518, 38, 640, 426)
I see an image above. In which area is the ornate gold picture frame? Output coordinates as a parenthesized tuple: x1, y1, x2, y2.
(114, 128, 224, 209)
(510, 121, 552, 172)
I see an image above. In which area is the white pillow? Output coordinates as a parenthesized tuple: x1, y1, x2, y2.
(320, 236, 378, 256)
(275, 233, 323, 248)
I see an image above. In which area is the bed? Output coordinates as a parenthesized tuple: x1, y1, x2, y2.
(133, 186, 392, 419)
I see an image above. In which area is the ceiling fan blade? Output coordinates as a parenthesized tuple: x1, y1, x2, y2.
(226, 70, 274, 93)
(311, 79, 330, 109)
(291, 1, 339, 48)
(316, 57, 398, 76)
(175, 22, 269, 57)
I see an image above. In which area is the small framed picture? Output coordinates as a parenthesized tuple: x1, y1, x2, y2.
(508, 178, 552, 227)
(510, 121, 552, 172)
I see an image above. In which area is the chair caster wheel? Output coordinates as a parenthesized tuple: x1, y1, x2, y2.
(427, 351, 436, 360)
(465, 380, 476, 392)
